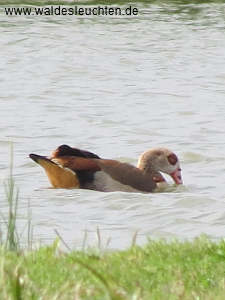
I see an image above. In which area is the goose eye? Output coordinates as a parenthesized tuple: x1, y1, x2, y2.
(167, 153, 178, 165)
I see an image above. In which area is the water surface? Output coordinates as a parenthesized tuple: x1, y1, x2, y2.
(0, 1, 225, 249)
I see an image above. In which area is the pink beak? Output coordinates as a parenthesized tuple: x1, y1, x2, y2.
(170, 168, 183, 185)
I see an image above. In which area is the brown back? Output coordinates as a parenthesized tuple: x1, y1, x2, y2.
(94, 159, 156, 192)
(53, 156, 101, 172)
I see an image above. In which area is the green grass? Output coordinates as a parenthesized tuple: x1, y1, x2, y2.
(1, 144, 33, 252)
(0, 237, 225, 299)
(1, 145, 20, 252)
(1, 151, 225, 299)
(1, 173, 225, 300)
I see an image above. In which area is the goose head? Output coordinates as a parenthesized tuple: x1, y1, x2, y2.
(137, 148, 182, 185)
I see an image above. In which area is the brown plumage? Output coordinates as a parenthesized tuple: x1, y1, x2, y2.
(29, 154, 80, 188)
(92, 159, 156, 192)
(29, 144, 183, 192)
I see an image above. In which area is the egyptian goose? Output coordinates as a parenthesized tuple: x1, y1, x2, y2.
(29, 144, 182, 193)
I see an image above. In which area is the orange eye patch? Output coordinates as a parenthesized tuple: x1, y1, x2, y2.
(167, 153, 178, 165)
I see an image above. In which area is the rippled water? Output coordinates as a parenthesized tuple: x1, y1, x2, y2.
(1, 1, 225, 249)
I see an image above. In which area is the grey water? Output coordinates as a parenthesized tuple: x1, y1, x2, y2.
(0, 1, 225, 249)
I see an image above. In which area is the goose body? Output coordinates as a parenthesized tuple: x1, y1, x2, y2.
(29, 144, 182, 193)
